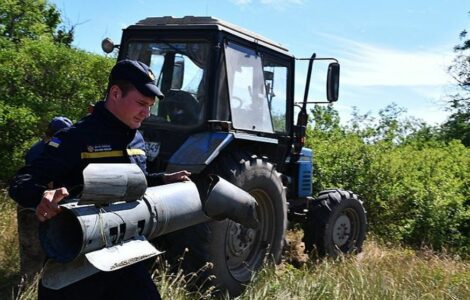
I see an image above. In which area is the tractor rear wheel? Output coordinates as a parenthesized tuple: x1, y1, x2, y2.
(163, 152, 287, 297)
(302, 189, 367, 257)
(206, 153, 287, 296)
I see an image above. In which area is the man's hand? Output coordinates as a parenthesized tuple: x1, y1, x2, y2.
(36, 187, 69, 222)
(163, 170, 191, 184)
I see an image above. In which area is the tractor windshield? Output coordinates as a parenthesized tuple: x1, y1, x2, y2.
(126, 42, 210, 128)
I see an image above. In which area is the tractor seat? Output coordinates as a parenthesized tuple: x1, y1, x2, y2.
(161, 89, 200, 125)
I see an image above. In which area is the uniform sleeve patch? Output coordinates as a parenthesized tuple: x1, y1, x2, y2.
(48, 137, 62, 148)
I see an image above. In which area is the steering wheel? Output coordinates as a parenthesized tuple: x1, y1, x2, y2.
(230, 96, 244, 109)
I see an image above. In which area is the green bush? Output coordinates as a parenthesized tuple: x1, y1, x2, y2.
(0, 103, 38, 182)
(0, 37, 114, 182)
(306, 105, 470, 255)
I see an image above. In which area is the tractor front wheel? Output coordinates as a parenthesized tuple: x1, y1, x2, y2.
(302, 189, 367, 257)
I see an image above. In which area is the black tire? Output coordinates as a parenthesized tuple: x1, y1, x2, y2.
(302, 189, 367, 257)
(208, 153, 287, 295)
(163, 152, 287, 296)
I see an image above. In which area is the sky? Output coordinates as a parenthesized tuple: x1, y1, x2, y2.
(50, 0, 469, 125)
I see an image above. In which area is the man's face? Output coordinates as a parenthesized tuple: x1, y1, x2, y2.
(109, 86, 156, 129)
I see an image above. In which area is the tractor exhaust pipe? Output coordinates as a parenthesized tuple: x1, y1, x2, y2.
(204, 175, 259, 229)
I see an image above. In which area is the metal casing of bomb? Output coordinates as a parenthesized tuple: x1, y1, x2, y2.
(39, 165, 209, 263)
(39, 164, 259, 290)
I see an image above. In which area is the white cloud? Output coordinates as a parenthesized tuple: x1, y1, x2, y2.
(325, 35, 455, 87)
(407, 105, 449, 125)
(260, 0, 303, 5)
(231, 0, 303, 9)
(231, 0, 252, 5)
(292, 34, 457, 125)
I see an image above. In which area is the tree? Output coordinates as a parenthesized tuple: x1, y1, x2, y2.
(309, 104, 342, 135)
(443, 12, 470, 146)
(0, 0, 73, 46)
(0, 1, 113, 182)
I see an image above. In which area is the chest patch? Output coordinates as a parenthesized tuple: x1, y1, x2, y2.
(87, 144, 113, 152)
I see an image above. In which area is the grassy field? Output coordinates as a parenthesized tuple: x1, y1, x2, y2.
(1, 190, 469, 300)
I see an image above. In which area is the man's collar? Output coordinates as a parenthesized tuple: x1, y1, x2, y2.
(94, 101, 135, 133)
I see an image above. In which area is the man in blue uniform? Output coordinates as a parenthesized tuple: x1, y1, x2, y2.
(9, 59, 189, 299)
(25, 116, 73, 165)
(18, 116, 73, 282)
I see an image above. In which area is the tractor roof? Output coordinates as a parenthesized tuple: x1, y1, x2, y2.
(127, 16, 291, 56)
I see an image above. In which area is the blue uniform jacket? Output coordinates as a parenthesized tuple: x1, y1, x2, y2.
(25, 140, 47, 165)
(9, 101, 163, 208)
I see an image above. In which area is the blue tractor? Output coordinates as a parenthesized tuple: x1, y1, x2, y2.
(102, 16, 367, 296)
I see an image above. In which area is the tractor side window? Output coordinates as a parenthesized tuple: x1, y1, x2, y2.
(263, 61, 287, 133)
(225, 42, 274, 133)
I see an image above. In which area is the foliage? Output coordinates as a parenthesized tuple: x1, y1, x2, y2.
(443, 12, 470, 146)
(0, 0, 114, 183)
(0, 0, 73, 46)
(440, 99, 470, 146)
(0, 190, 20, 298)
(0, 37, 114, 182)
(0, 104, 39, 183)
(306, 105, 470, 255)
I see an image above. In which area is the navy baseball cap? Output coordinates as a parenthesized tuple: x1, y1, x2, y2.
(109, 59, 164, 100)
(48, 116, 73, 133)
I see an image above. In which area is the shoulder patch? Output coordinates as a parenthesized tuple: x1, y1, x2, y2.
(48, 137, 62, 148)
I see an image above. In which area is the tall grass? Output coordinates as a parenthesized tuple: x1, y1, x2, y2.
(241, 240, 469, 299)
(1, 192, 469, 300)
(0, 189, 20, 299)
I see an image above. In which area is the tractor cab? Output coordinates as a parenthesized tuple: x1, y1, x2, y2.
(105, 16, 301, 173)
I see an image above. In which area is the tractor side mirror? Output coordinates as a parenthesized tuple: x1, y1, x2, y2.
(101, 38, 116, 54)
(326, 62, 340, 102)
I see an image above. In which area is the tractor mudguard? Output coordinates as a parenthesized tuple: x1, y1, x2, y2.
(166, 132, 279, 174)
(166, 132, 234, 173)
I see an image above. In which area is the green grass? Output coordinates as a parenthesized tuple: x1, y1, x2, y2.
(240, 241, 470, 300)
(1, 190, 469, 300)
(0, 190, 20, 299)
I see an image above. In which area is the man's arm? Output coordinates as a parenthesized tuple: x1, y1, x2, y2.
(9, 130, 77, 209)
(146, 170, 191, 186)
(8, 167, 49, 208)
(162, 170, 191, 183)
